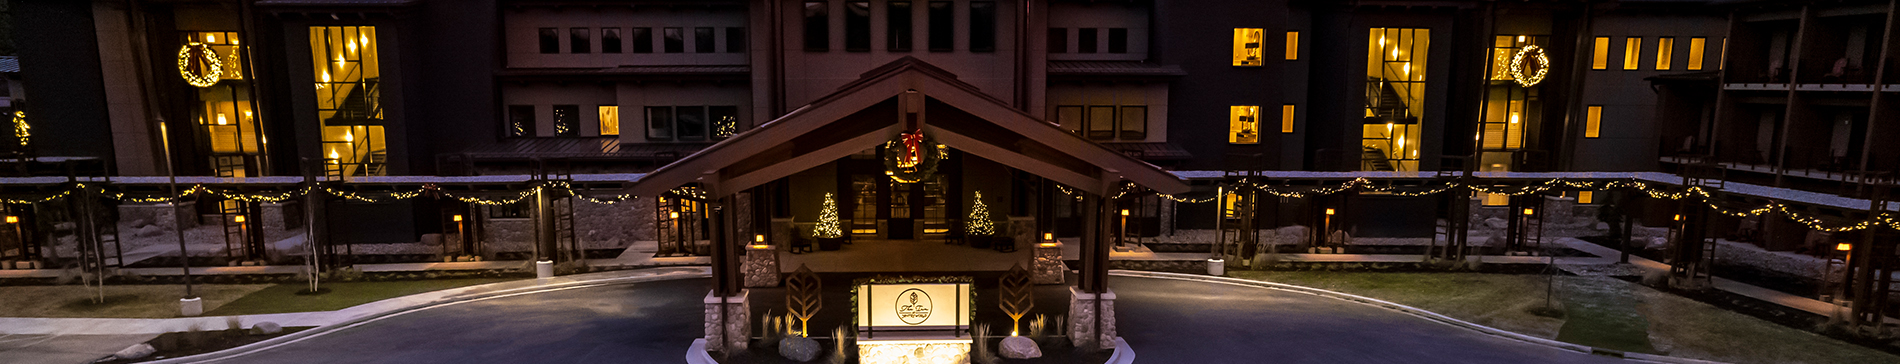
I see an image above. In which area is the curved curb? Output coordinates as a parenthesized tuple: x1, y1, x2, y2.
(143, 267, 713, 364)
(1109, 270, 1726, 364)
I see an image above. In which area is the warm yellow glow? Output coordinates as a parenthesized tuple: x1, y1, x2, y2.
(1673, 214, 1682, 221)
(1281, 104, 1296, 133)
(669, 211, 680, 219)
(1522, 208, 1534, 216)
(1623, 37, 1642, 70)
(1284, 31, 1299, 61)
(1516, 35, 1524, 43)
(178, 43, 224, 87)
(1232, 28, 1264, 66)
(1038, 242, 1058, 248)
(4, 216, 17, 224)
(755, 234, 766, 243)
(1042, 232, 1054, 241)
(1837, 243, 1853, 251)
(1686, 37, 1706, 71)
(750, 244, 772, 250)
(216, 113, 228, 125)
(598, 106, 620, 136)
(328, 150, 339, 159)
(1325, 208, 1335, 215)
(453, 214, 463, 222)
(344, 131, 354, 142)
(1396, 133, 1406, 149)
(1229, 106, 1260, 144)
(1655, 37, 1674, 71)
(234, 215, 246, 223)
(1120, 209, 1130, 216)
(1585, 106, 1603, 138)
(1577, 191, 1594, 204)
(243, 110, 253, 120)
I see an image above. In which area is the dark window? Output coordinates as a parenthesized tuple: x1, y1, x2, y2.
(695, 27, 716, 53)
(1086, 105, 1114, 139)
(888, 1, 913, 51)
(552, 105, 579, 137)
(1077, 28, 1097, 53)
(726, 27, 747, 53)
(632, 27, 654, 53)
(507, 105, 534, 137)
(489, 202, 528, 219)
(710, 106, 739, 139)
(969, 2, 995, 52)
(663, 27, 684, 53)
(1055, 105, 1082, 129)
(1108, 28, 1128, 53)
(846, 2, 871, 51)
(676, 106, 707, 141)
(569, 28, 590, 53)
(804, 1, 829, 51)
(646, 106, 673, 141)
(928, 1, 953, 51)
(1119, 105, 1146, 139)
(601, 28, 622, 53)
(538, 28, 559, 54)
(1048, 28, 1067, 53)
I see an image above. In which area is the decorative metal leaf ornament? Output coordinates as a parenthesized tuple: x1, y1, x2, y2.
(1000, 263, 1034, 335)
(785, 264, 822, 337)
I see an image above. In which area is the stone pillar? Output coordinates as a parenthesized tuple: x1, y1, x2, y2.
(1068, 287, 1117, 350)
(743, 244, 780, 287)
(1033, 241, 1063, 284)
(703, 290, 751, 352)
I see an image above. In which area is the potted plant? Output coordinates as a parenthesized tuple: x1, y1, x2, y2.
(815, 193, 845, 251)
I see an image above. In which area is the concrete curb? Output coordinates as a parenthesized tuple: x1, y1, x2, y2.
(141, 267, 712, 364)
(1109, 270, 1727, 364)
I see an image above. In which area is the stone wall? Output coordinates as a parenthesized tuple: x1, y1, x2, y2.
(480, 197, 653, 257)
(703, 290, 751, 352)
(1067, 287, 1117, 350)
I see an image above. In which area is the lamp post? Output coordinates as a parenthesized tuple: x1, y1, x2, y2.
(1834, 242, 1853, 306)
(670, 210, 682, 256)
(5, 215, 21, 266)
(449, 214, 462, 260)
(1118, 209, 1129, 248)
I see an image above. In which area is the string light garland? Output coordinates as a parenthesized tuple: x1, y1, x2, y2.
(1509, 45, 1550, 87)
(11, 111, 27, 149)
(177, 43, 224, 87)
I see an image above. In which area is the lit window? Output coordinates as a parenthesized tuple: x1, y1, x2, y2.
(1365, 27, 1427, 172)
(1655, 37, 1674, 71)
(1719, 37, 1727, 70)
(1592, 36, 1609, 70)
(1686, 37, 1706, 70)
(1576, 191, 1594, 204)
(1086, 106, 1115, 140)
(1233, 28, 1263, 66)
(310, 26, 386, 177)
(1285, 31, 1299, 60)
(1585, 106, 1602, 138)
(598, 106, 619, 136)
(1229, 106, 1259, 144)
(1055, 105, 1082, 132)
(1118, 105, 1146, 140)
(1623, 37, 1641, 70)
(1280, 104, 1295, 133)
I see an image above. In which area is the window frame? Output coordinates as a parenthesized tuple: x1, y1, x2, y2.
(888, 1, 914, 51)
(726, 27, 747, 53)
(1055, 105, 1082, 131)
(969, 1, 997, 52)
(845, 1, 872, 51)
(1077, 28, 1098, 53)
(1591, 36, 1609, 70)
(1655, 37, 1674, 71)
(1232, 28, 1263, 66)
(927, 1, 954, 52)
(1686, 37, 1706, 71)
(1285, 31, 1300, 60)
(676, 105, 708, 141)
(1585, 105, 1603, 138)
(646, 106, 674, 141)
(1106, 28, 1128, 54)
(1281, 104, 1296, 133)
(507, 105, 534, 137)
(538, 28, 559, 54)
(1117, 105, 1146, 140)
(632, 27, 654, 53)
(552, 104, 580, 137)
(804, 1, 830, 51)
(569, 28, 591, 54)
(1622, 36, 1642, 70)
(663, 27, 685, 53)
(1047, 28, 1067, 54)
(1085, 105, 1116, 140)
(598, 105, 620, 136)
(601, 28, 623, 53)
(1230, 105, 1260, 144)
(694, 27, 717, 53)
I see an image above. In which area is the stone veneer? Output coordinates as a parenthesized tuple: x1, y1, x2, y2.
(742, 245, 780, 287)
(702, 290, 751, 352)
(1067, 287, 1117, 350)
(1032, 243, 1063, 284)
(858, 340, 970, 364)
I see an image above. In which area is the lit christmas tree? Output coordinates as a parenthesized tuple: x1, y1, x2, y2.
(814, 192, 843, 239)
(967, 191, 995, 236)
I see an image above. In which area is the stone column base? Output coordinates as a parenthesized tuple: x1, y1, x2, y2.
(703, 290, 751, 352)
(1068, 287, 1117, 350)
(1033, 243, 1063, 284)
(743, 244, 780, 287)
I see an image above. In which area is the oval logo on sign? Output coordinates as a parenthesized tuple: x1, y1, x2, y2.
(895, 288, 933, 325)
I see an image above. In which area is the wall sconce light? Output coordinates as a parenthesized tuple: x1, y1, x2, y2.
(1523, 208, 1535, 216)
(4, 216, 17, 224)
(233, 215, 246, 223)
(452, 214, 463, 222)
(1673, 214, 1682, 221)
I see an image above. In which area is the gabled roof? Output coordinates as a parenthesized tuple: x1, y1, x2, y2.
(626, 56, 1191, 197)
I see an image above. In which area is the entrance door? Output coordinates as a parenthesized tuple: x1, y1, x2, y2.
(889, 182, 915, 239)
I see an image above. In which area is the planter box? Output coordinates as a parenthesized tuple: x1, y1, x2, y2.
(818, 237, 845, 251)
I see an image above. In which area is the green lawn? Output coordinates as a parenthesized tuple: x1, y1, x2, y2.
(0, 284, 270, 318)
(1226, 270, 1900, 364)
(203, 278, 516, 316)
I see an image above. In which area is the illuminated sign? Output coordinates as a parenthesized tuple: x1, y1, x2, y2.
(857, 282, 971, 335)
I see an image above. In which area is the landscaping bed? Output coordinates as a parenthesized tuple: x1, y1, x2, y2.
(94, 326, 314, 363)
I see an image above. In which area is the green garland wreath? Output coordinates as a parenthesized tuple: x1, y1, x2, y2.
(883, 130, 947, 183)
